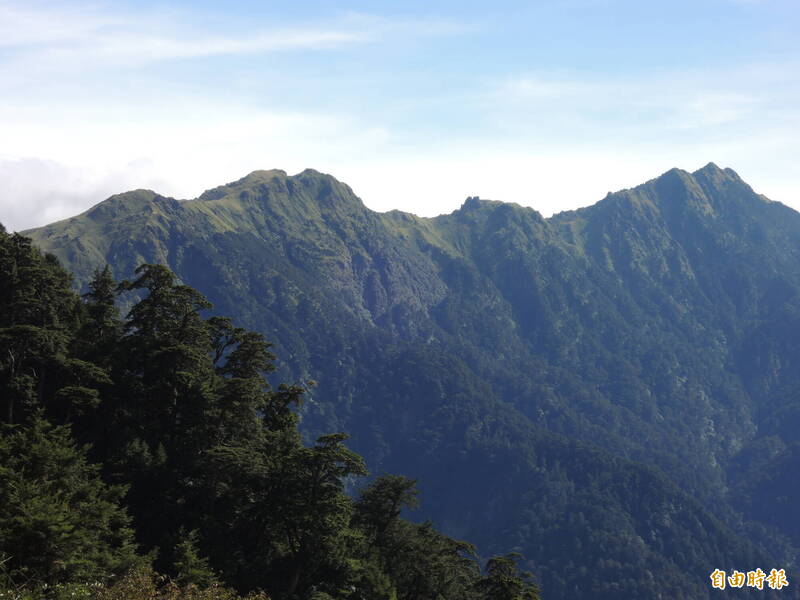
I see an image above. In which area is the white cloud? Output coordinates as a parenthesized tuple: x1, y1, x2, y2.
(0, 158, 164, 232)
(474, 60, 800, 195)
(0, 10, 367, 80)
(487, 65, 794, 134)
(0, 99, 396, 231)
(0, 2, 128, 47)
(35, 29, 365, 65)
(0, 2, 469, 78)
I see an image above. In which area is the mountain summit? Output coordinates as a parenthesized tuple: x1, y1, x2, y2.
(23, 166, 800, 599)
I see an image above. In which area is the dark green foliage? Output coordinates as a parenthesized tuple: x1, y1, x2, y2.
(173, 530, 217, 588)
(0, 415, 137, 585)
(22, 164, 800, 597)
(1, 228, 504, 599)
(383, 521, 479, 600)
(352, 476, 484, 600)
(354, 475, 418, 547)
(0, 229, 138, 586)
(76, 265, 122, 367)
(475, 554, 540, 600)
(0, 232, 77, 426)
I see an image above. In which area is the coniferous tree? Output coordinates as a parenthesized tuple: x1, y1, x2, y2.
(173, 529, 217, 588)
(77, 265, 122, 368)
(354, 475, 418, 550)
(474, 554, 540, 600)
(352, 476, 484, 600)
(116, 263, 215, 445)
(0, 232, 77, 425)
(107, 264, 218, 569)
(0, 415, 138, 585)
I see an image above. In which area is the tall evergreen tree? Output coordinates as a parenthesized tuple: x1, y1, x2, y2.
(0, 232, 77, 425)
(76, 265, 122, 367)
(0, 415, 138, 585)
(106, 265, 218, 567)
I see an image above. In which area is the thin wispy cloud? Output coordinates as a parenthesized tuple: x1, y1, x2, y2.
(25, 29, 367, 71)
(0, 3, 469, 74)
(0, 11, 363, 77)
(0, 2, 128, 47)
(486, 61, 799, 137)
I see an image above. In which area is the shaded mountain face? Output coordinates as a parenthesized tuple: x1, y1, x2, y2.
(24, 164, 800, 599)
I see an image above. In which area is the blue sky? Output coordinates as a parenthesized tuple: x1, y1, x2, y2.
(1, 0, 798, 231)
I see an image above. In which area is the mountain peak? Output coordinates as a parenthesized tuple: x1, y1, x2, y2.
(652, 163, 742, 187)
(461, 196, 484, 210)
(242, 169, 288, 181)
(197, 169, 289, 202)
(458, 196, 511, 212)
(645, 162, 749, 197)
(297, 167, 332, 179)
(695, 161, 724, 175)
(693, 162, 743, 183)
(80, 189, 175, 224)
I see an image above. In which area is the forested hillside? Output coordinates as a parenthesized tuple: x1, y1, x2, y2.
(0, 228, 539, 599)
(20, 163, 800, 598)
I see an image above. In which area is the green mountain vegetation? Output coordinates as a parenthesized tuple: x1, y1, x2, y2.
(14, 163, 800, 598)
(0, 229, 538, 599)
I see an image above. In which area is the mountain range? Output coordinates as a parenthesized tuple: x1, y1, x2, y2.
(24, 163, 800, 599)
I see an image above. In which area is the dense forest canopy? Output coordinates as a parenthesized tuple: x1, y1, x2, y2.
(0, 226, 539, 600)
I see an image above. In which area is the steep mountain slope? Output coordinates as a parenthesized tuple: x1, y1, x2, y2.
(23, 164, 800, 598)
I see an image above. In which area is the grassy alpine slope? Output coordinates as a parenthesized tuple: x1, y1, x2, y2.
(24, 163, 800, 598)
